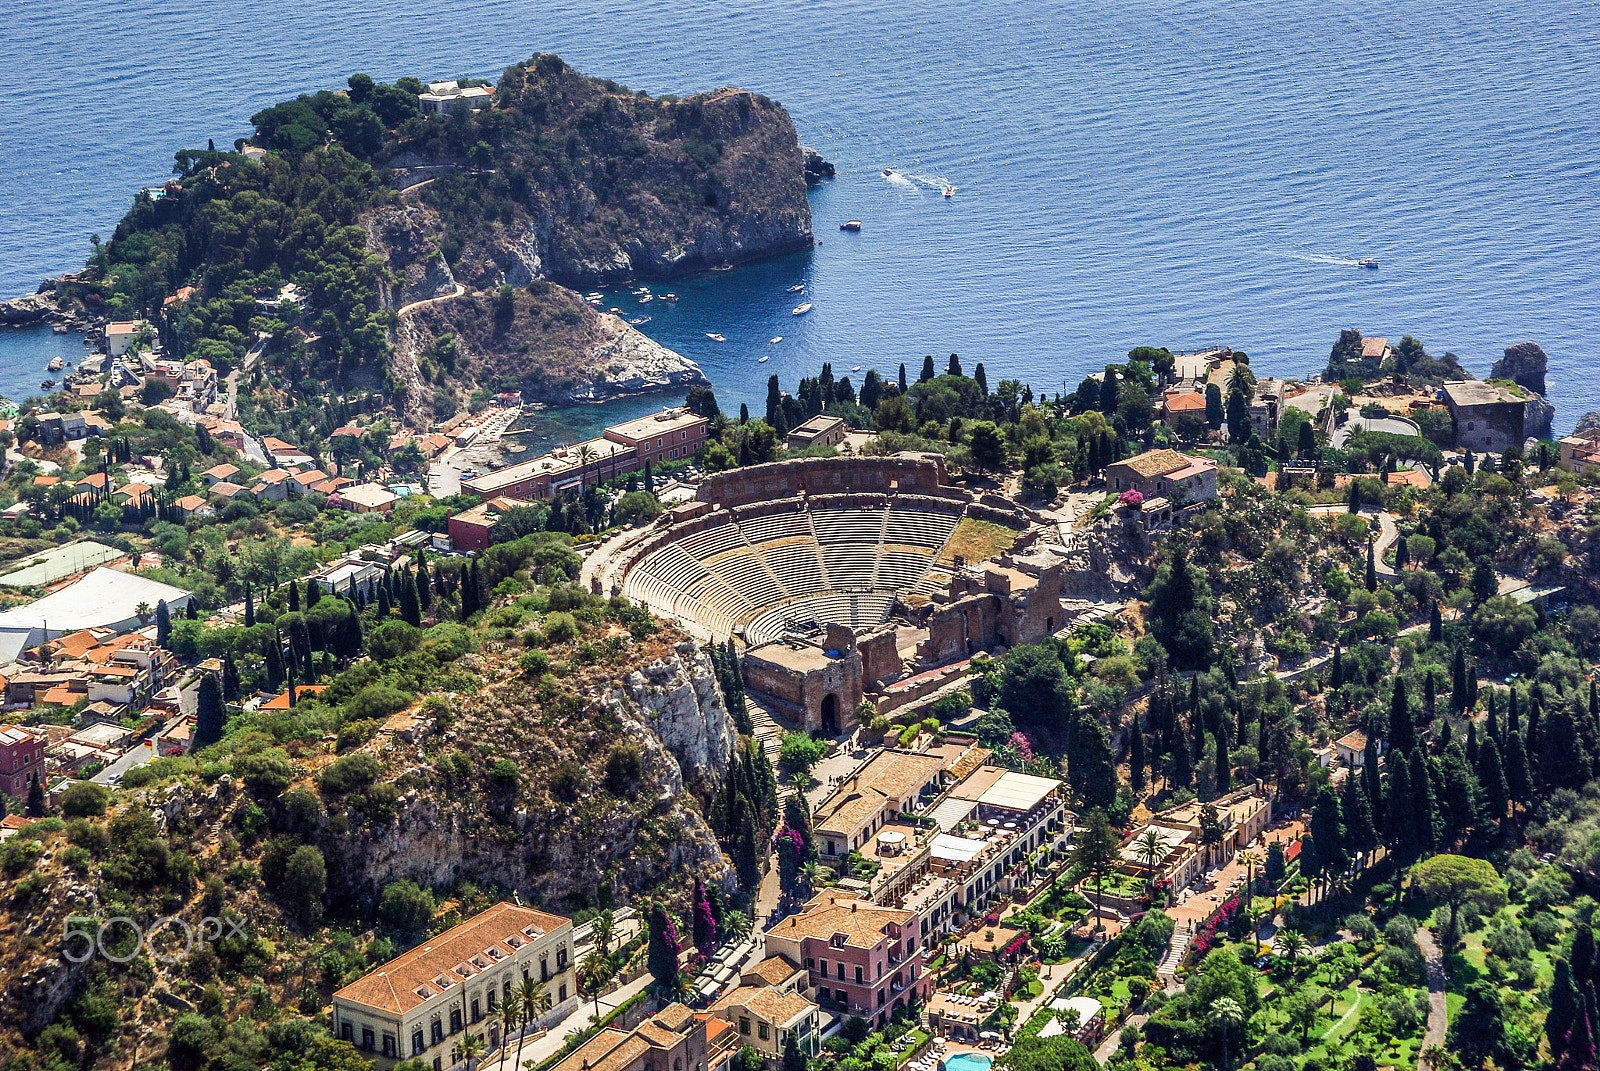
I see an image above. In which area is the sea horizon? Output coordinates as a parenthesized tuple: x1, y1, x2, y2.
(3, 0, 1597, 437)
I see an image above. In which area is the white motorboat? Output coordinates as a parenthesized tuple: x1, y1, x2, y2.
(1357, 258, 1379, 268)
(769, 336, 784, 344)
(787, 284, 805, 293)
(791, 302, 813, 316)
(706, 332, 726, 342)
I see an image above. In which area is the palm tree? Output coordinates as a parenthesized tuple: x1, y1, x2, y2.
(496, 1001, 519, 1053)
(723, 910, 753, 942)
(1238, 850, 1263, 937)
(457, 1032, 487, 1071)
(1276, 928, 1308, 971)
(800, 861, 829, 893)
(590, 910, 615, 958)
(577, 444, 596, 492)
(578, 952, 607, 1023)
(1133, 828, 1167, 879)
(513, 978, 548, 1071)
(1211, 996, 1245, 1071)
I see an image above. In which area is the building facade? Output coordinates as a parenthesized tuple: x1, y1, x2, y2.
(332, 903, 577, 1070)
(763, 890, 928, 1027)
(1105, 449, 1219, 505)
(0, 724, 44, 798)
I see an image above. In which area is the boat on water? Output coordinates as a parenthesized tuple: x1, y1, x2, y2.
(1357, 258, 1379, 269)
(791, 302, 813, 316)
(609, 307, 623, 314)
(769, 336, 784, 344)
(706, 332, 726, 342)
(758, 356, 770, 363)
(882, 167, 894, 177)
(787, 284, 805, 293)
(660, 293, 678, 302)
(851, 365, 861, 372)
(585, 291, 603, 300)
(943, 187, 954, 198)
(629, 316, 651, 325)
(638, 294, 652, 303)
(46, 356, 64, 372)
(840, 220, 862, 232)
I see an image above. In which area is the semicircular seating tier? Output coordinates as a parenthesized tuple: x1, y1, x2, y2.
(620, 494, 974, 642)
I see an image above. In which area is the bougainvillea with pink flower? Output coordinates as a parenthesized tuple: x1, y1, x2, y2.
(1118, 489, 1145, 509)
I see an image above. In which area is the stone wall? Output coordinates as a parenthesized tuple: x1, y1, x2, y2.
(696, 456, 947, 509)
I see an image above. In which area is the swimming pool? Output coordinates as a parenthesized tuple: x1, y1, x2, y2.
(943, 1054, 993, 1071)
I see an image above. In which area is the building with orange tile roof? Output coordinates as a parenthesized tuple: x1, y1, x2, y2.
(332, 901, 576, 1067)
(709, 985, 821, 1063)
(261, 684, 331, 709)
(763, 890, 927, 1026)
(548, 1004, 709, 1071)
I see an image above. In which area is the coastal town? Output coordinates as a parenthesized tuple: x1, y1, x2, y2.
(0, 50, 1597, 1071)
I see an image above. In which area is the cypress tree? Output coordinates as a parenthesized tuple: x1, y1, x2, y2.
(645, 903, 681, 994)
(1342, 776, 1377, 863)
(1574, 924, 1598, 991)
(946, 353, 963, 378)
(1213, 732, 1230, 794)
(398, 569, 422, 627)
(1476, 735, 1508, 821)
(1465, 720, 1478, 767)
(1395, 535, 1410, 569)
(974, 363, 988, 395)
(1385, 757, 1416, 860)
(378, 584, 392, 618)
(1410, 749, 1439, 855)
(1363, 738, 1384, 831)
(1527, 691, 1543, 776)
(1430, 601, 1443, 643)
(735, 816, 761, 891)
(415, 565, 431, 611)
(1390, 677, 1414, 755)
(1365, 540, 1377, 592)
(1170, 726, 1193, 788)
(155, 599, 171, 648)
(1504, 730, 1532, 806)
(1487, 689, 1501, 741)
(194, 673, 224, 748)
(1331, 644, 1344, 689)
(920, 355, 936, 383)
(1424, 672, 1437, 725)
(1129, 724, 1147, 793)
(289, 581, 299, 613)
(1550, 958, 1580, 1055)
(306, 578, 320, 608)
(25, 773, 46, 819)
(1311, 785, 1348, 879)
(1452, 647, 1469, 712)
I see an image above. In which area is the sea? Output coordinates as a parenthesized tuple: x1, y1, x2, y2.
(3, 0, 1598, 439)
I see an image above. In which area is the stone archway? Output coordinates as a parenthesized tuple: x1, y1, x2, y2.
(821, 693, 841, 735)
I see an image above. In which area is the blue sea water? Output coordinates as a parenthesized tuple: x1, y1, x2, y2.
(3, 0, 1598, 436)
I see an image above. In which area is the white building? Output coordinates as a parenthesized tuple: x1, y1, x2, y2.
(417, 81, 493, 116)
(0, 568, 194, 661)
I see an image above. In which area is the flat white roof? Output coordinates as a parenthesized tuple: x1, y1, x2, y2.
(926, 796, 978, 833)
(0, 568, 193, 635)
(930, 833, 988, 864)
(1119, 824, 1190, 865)
(953, 769, 1061, 813)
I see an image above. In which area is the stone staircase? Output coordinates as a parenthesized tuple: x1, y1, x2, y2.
(1157, 926, 1191, 984)
(743, 698, 796, 799)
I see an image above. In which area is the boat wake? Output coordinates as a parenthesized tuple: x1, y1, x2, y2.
(884, 167, 958, 195)
(1269, 251, 1366, 267)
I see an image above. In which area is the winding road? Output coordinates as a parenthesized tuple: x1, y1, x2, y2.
(1304, 504, 1401, 578)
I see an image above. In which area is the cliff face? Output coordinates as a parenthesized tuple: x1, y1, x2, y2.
(417, 55, 814, 289)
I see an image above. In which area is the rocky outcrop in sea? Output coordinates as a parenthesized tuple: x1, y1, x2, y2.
(1492, 341, 1556, 439)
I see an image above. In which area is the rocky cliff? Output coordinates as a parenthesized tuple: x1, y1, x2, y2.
(1491, 341, 1556, 439)
(415, 55, 814, 288)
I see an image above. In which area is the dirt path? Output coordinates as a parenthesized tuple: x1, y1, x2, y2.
(397, 282, 466, 318)
(1304, 504, 1400, 577)
(1415, 926, 1448, 1054)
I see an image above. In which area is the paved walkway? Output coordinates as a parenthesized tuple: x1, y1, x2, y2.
(476, 973, 654, 1071)
(1415, 926, 1448, 1052)
(1303, 504, 1399, 577)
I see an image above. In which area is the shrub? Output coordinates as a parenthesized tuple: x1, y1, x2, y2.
(379, 880, 436, 934)
(778, 732, 829, 777)
(318, 753, 382, 796)
(235, 748, 294, 797)
(605, 745, 643, 796)
(930, 690, 972, 721)
(367, 620, 423, 661)
(345, 685, 412, 722)
(519, 649, 550, 676)
(336, 718, 383, 751)
(59, 781, 109, 817)
(543, 612, 579, 644)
